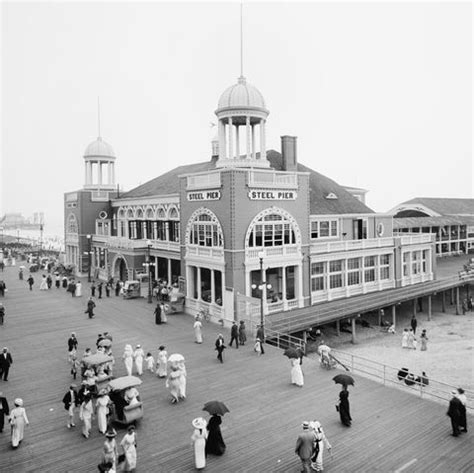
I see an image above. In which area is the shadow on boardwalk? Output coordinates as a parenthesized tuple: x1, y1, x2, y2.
(0, 266, 472, 472)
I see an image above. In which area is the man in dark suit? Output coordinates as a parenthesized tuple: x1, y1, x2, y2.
(447, 390, 463, 437)
(295, 421, 316, 473)
(229, 321, 239, 348)
(0, 391, 9, 432)
(0, 347, 13, 381)
(68, 333, 78, 352)
(62, 385, 79, 428)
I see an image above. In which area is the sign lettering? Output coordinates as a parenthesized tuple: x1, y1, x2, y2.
(187, 190, 221, 201)
(248, 190, 297, 200)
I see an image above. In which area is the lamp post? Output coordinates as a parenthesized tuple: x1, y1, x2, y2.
(251, 251, 271, 339)
(146, 239, 152, 304)
(86, 234, 92, 282)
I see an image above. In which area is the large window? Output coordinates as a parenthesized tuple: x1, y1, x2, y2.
(248, 213, 296, 247)
(403, 253, 410, 277)
(67, 214, 78, 234)
(311, 262, 325, 291)
(412, 251, 421, 275)
(364, 255, 376, 283)
(347, 257, 361, 286)
(329, 260, 343, 289)
(380, 254, 391, 280)
(311, 219, 338, 239)
(188, 211, 223, 247)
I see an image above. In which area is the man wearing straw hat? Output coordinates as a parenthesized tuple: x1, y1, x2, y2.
(295, 421, 316, 473)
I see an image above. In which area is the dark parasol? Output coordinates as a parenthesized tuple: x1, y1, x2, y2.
(333, 374, 355, 387)
(203, 400, 230, 416)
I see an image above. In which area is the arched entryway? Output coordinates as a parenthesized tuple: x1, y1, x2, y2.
(113, 256, 128, 281)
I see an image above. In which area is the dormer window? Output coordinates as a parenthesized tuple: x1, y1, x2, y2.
(325, 192, 338, 200)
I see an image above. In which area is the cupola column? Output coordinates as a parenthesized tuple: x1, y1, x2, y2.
(98, 162, 103, 187)
(228, 117, 234, 159)
(236, 124, 240, 160)
(251, 125, 256, 159)
(260, 119, 266, 160)
(246, 116, 251, 159)
(218, 119, 226, 160)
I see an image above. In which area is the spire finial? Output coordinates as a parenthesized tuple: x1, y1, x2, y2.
(240, 1, 244, 78)
(97, 96, 101, 139)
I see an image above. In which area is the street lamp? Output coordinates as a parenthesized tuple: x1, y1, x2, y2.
(251, 250, 271, 339)
(146, 239, 152, 304)
(85, 234, 92, 282)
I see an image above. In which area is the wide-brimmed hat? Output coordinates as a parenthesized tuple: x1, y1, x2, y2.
(105, 428, 117, 438)
(302, 421, 309, 429)
(192, 417, 207, 429)
(14, 398, 23, 407)
(159, 345, 165, 350)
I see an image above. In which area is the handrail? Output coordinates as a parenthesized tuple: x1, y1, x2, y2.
(264, 328, 306, 352)
(330, 348, 474, 412)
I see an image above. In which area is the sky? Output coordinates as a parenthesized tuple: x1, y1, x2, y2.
(1, 1, 472, 236)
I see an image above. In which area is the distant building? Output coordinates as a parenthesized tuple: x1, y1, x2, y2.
(389, 198, 474, 256)
(65, 74, 436, 323)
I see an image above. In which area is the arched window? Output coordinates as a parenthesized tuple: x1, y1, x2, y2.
(187, 209, 223, 247)
(169, 207, 179, 219)
(67, 214, 78, 234)
(145, 207, 154, 220)
(157, 207, 166, 220)
(126, 208, 134, 219)
(247, 210, 298, 248)
(136, 208, 144, 219)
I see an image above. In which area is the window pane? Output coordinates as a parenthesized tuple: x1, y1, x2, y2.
(329, 260, 342, 272)
(320, 221, 329, 237)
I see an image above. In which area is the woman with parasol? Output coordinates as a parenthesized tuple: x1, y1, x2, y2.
(191, 417, 208, 470)
(338, 385, 352, 427)
(203, 401, 228, 456)
(285, 348, 304, 387)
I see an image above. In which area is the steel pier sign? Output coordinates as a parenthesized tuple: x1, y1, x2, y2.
(248, 189, 297, 200)
(187, 190, 221, 201)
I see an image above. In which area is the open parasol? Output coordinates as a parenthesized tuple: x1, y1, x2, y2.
(98, 338, 112, 348)
(203, 400, 229, 416)
(108, 375, 142, 391)
(332, 374, 355, 387)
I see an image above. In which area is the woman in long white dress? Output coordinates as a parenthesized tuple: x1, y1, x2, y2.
(160, 303, 168, 323)
(39, 275, 48, 290)
(290, 358, 304, 387)
(133, 345, 145, 376)
(177, 359, 187, 399)
(401, 329, 409, 348)
(156, 346, 167, 378)
(193, 317, 203, 343)
(96, 390, 111, 434)
(165, 366, 181, 403)
(79, 395, 94, 439)
(9, 398, 29, 448)
(309, 421, 331, 472)
(75, 281, 82, 297)
(122, 344, 134, 376)
(191, 417, 208, 470)
(120, 425, 137, 472)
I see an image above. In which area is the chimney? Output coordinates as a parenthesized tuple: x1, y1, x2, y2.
(281, 135, 297, 171)
(211, 135, 219, 158)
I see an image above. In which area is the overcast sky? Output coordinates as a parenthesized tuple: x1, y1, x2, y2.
(2, 1, 472, 235)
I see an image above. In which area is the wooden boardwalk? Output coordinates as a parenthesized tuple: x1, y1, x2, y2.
(0, 266, 472, 472)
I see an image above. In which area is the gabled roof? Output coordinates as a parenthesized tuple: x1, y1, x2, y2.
(393, 216, 473, 229)
(120, 150, 374, 215)
(397, 198, 474, 216)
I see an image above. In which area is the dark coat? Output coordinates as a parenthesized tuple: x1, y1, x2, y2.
(231, 324, 238, 337)
(0, 352, 13, 368)
(68, 337, 78, 352)
(205, 415, 226, 455)
(62, 389, 79, 410)
(447, 397, 463, 422)
(154, 305, 162, 324)
(295, 430, 316, 460)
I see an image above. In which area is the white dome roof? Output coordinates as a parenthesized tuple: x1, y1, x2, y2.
(217, 76, 266, 111)
(84, 137, 116, 158)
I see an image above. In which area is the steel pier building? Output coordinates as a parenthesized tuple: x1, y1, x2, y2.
(64, 75, 436, 324)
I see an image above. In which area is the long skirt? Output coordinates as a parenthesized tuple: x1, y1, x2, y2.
(135, 357, 143, 376)
(194, 326, 203, 343)
(157, 360, 167, 378)
(123, 445, 137, 471)
(97, 406, 108, 434)
(11, 420, 26, 447)
(194, 437, 206, 469)
(124, 357, 133, 376)
(291, 362, 304, 387)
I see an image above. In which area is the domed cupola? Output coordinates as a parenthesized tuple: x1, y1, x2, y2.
(215, 75, 270, 168)
(83, 136, 116, 190)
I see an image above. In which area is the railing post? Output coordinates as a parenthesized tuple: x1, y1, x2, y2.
(351, 354, 354, 372)
(383, 365, 386, 386)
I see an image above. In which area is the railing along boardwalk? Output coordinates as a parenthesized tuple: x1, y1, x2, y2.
(0, 266, 472, 472)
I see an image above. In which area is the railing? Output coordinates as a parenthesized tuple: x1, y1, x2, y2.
(248, 170, 298, 188)
(265, 327, 306, 351)
(187, 172, 221, 190)
(186, 246, 224, 259)
(311, 237, 395, 254)
(331, 349, 474, 411)
(400, 234, 434, 245)
(247, 245, 300, 260)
